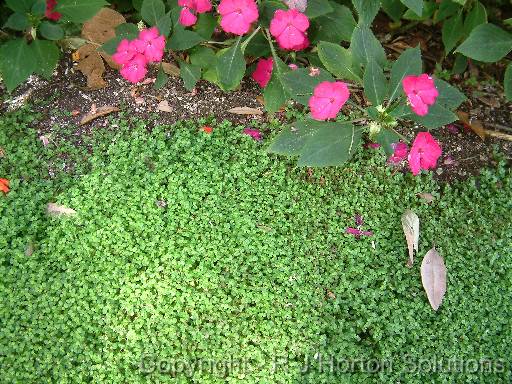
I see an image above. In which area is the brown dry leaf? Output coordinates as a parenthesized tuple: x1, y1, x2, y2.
(75, 44, 106, 89)
(420, 247, 447, 311)
(82, 8, 125, 45)
(80, 105, 119, 125)
(227, 107, 263, 115)
(417, 192, 435, 204)
(457, 111, 486, 140)
(71, 50, 80, 61)
(402, 209, 419, 267)
(157, 100, 173, 113)
(161, 62, 180, 77)
(25, 243, 34, 257)
(0, 147, 5, 158)
(47, 203, 77, 217)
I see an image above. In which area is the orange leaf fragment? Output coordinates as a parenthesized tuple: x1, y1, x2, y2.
(0, 178, 10, 194)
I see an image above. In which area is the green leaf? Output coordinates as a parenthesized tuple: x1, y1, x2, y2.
(154, 64, 168, 89)
(141, 0, 166, 25)
(156, 12, 172, 37)
(31, 0, 47, 16)
(317, 42, 362, 83)
(350, 25, 387, 68)
(408, 103, 458, 129)
(39, 21, 65, 40)
(434, 79, 466, 109)
(116, 23, 140, 38)
(30, 40, 60, 79)
(400, 0, 422, 16)
(352, 0, 381, 26)
(305, 0, 333, 19)
(267, 119, 317, 155)
(180, 62, 201, 91)
(190, 46, 216, 69)
(243, 31, 271, 58)
(381, 0, 406, 22)
(55, 0, 108, 23)
(442, 13, 464, 54)
(504, 63, 512, 102)
(169, 27, 205, 50)
(0, 39, 36, 92)
(363, 59, 388, 106)
(433, 0, 459, 23)
(388, 45, 422, 102)
(216, 36, 246, 91)
(298, 122, 362, 166)
(375, 129, 400, 155)
(403, 1, 435, 20)
(462, 1, 486, 37)
(5, 0, 35, 13)
(195, 13, 216, 39)
(4, 12, 30, 31)
(281, 68, 334, 105)
(456, 23, 512, 62)
(263, 56, 290, 113)
(309, 3, 355, 43)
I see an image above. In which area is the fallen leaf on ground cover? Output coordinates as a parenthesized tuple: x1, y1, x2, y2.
(47, 203, 77, 216)
(421, 247, 447, 311)
(402, 209, 419, 267)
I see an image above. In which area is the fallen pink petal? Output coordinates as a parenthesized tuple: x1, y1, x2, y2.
(243, 128, 262, 141)
(346, 228, 373, 238)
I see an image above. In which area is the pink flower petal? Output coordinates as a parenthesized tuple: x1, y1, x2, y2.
(179, 7, 198, 26)
(218, 0, 258, 35)
(408, 132, 442, 176)
(243, 128, 262, 141)
(402, 74, 439, 116)
(252, 57, 273, 88)
(309, 81, 350, 121)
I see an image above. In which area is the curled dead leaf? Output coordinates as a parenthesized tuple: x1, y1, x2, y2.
(457, 111, 486, 141)
(161, 62, 180, 77)
(82, 8, 125, 45)
(420, 247, 447, 311)
(227, 107, 263, 115)
(75, 44, 106, 89)
(47, 203, 77, 217)
(80, 105, 119, 125)
(157, 100, 173, 113)
(402, 209, 419, 267)
(417, 192, 435, 204)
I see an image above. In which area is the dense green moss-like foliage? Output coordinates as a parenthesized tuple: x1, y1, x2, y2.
(0, 109, 511, 383)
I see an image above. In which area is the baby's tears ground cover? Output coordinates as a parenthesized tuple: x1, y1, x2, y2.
(0, 108, 511, 383)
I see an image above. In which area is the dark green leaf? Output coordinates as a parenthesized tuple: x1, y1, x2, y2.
(309, 3, 355, 43)
(31, 0, 47, 15)
(434, 79, 466, 109)
(156, 12, 172, 37)
(317, 41, 361, 82)
(462, 1, 487, 37)
(305, 0, 333, 19)
(5, 0, 35, 13)
(39, 21, 65, 40)
(169, 27, 205, 50)
(4, 13, 30, 31)
(400, 0, 422, 16)
(388, 45, 422, 102)
(154, 64, 168, 89)
(298, 122, 362, 166)
(190, 46, 216, 68)
(216, 36, 245, 91)
(55, 0, 108, 23)
(456, 23, 512, 62)
(352, 0, 381, 26)
(363, 59, 388, 106)
(263, 56, 290, 113)
(504, 63, 512, 102)
(141, 0, 166, 25)
(442, 13, 464, 54)
(350, 25, 387, 68)
(375, 129, 400, 155)
(0, 39, 36, 91)
(267, 119, 317, 155)
(408, 103, 458, 129)
(180, 61, 201, 91)
(195, 13, 216, 39)
(381, 0, 406, 22)
(281, 68, 333, 105)
(31, 39, 60, 79)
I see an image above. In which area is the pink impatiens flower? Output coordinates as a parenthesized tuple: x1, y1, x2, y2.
(308, 81, 350, 121)
(388, 142, 409, 164)
(402, 74, 439, 116)
(178, 0, 212, 27)
(270, 9, 310, 51)
(243, 128, 262, 141)
(45, 0, 61, 21)
(252, 57, 273, 88)
(133, 27, 166, 63)
(408, 132, 442, 176)
(288, 63, 298, 70)
(112, 39, 137, 66)
(218, 0, 259, 35)
(120, 54, 148, 84)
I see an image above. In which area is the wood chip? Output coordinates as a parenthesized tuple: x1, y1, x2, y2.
(80, 105, 119, 125)
(227, 107, 263, 115)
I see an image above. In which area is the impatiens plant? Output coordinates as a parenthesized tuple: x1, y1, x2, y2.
(0, 0, 107, 91)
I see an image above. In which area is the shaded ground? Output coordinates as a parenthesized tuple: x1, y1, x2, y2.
(1, 44, 511, 183)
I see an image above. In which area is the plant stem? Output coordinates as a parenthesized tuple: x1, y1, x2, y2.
(240, 26, 261, 53)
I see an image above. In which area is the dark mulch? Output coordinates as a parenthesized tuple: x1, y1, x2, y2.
(1, 46, 511, 184)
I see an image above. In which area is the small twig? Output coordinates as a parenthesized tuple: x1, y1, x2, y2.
(484, 130, 512, 141)
(487, 123, 512, 133)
